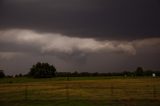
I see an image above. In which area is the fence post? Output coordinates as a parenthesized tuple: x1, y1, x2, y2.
(79, 83, 82, 100)
(25, 84, 28, 100)
(66, 83, 69, 101)
(111, 85, 114, 97)
(153, 85, 156, 99)
(66, 74, 70, 103)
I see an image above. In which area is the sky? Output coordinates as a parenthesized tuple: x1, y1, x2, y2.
(0, 0, 160, 75)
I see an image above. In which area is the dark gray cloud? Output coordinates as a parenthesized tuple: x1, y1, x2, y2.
(0, 0, 160, 40)
(0, 0, 160, 75)
(1, 45, 160, 75)
(0, 29, 137, 55)
(0, 29, 160, 75)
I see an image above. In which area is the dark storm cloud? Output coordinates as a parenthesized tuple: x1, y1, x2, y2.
(0, 29, 160, 75)
(0, 0, 160, 40)
(0, 29, 160, 58)
(0, 0, 160, 75)
(0, 29, 137, 55)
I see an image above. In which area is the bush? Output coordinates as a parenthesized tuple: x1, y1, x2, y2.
(0, 70, 5, 78)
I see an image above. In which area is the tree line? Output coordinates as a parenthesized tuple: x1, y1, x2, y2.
(56, 67, 160, 77)
(0, 63, 160, 78)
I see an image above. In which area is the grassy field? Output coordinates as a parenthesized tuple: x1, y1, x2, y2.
(0, 77, 160, 106)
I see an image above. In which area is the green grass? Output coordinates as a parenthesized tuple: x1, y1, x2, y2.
(0, 76, 110, 83)
(1, 100, 160, 106)
(0, 77, 160, 106)
(0, 76, 144, 83)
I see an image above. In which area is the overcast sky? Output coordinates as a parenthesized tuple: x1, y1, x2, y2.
(0, 0, 160, 75)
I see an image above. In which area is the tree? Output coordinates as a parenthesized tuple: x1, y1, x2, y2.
(123, 71, 132, 77)
(144, 70, 153, 76)
(135, 67, 144, 76)
(29, 62, 56, 78)
(0, 70, 5, 78)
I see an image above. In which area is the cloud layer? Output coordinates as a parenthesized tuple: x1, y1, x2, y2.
(0, 29, 160, 75)
(0, 29, 160, 59)
(0, 29, 134, 55)
(0, 1, 160, 75)
(1, 0, 160, 39)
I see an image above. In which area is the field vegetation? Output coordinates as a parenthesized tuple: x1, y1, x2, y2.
(0, 77, 160, 106)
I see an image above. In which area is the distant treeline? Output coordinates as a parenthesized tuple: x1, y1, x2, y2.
(1, 67, 160, 78)
(56, 67, 160, 77)
(56, 70, 160, 77)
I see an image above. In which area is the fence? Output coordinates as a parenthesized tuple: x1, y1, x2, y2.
(0, 80, 160, 101)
